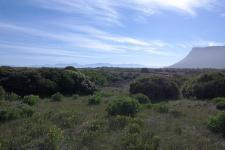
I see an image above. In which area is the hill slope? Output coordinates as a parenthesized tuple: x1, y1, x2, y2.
(171, 46, 225, 69)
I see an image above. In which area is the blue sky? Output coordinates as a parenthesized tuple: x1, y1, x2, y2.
(0, 0, 225, 67)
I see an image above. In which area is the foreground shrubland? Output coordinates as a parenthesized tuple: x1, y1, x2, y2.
(1, 67, 225, 149)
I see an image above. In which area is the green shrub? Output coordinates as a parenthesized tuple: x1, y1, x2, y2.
(44, 126, 64, 150)
(20, 105, 34, 117)
(0, 68, 96, 97)
(130, 77, 179, 102)
(133, 93, 151, 104)
(0, 86, 5, 100)
(183, 72, 225, 99)
(106, 97, 140, 117)
(88, 94, 101, 105)
(51, 92, 63, 102)
(212, 97, 225, 104)
(156, 104, 169, 113)
(22, 95, 39, 106)
(216, 102, 225, 110)
(0, 103, 34, 122)
(0, 109, 20, 122)
(208, 112, 225, 137)
(72, 94, 79, 100)
(5, 93, 20, 101)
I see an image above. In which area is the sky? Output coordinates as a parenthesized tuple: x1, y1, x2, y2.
(0, 0, 225, 67)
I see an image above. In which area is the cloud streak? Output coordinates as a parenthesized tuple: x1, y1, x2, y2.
(0, 22, 169, 55)
(29, 0, 218, 25)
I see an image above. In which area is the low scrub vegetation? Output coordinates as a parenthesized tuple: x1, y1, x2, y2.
(0, 101, 34, 122)
(1, 67, 225, 149)
(51, 92, 63, 102)
(5, 92, 20, 101)
(130, 77, 180, 102)
(22, 95, 39, 106)
(208, 112, 225, 137)
(120, 123, 160, 150)
(106, 97, 140, 117)
(0, 86, 5, 100)
(88, 94, 101, 105)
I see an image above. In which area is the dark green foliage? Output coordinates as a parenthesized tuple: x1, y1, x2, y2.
(183, 72, 225, 99)
(81, 68, 139, 86)
(133, 93, 151, 104)
(130, 77, 180, 102)
(51, 92, 63, 102)
(208, 112, 225, 137)
(88, 94, 101, 105)
(0, 86, 5, 100)
(212, 97, 225, 104)
(106, 97, 140, 117)
(22, 95, 39, 106)
(64, 66, 77, 71)
(0, 102, 34, 122)
(0, 68, 96, 97)
(5, 92, 20, 101)
(72, 94, 79, 100)
(216, 102, 225, 110)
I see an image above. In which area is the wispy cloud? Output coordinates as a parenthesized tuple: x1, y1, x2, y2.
(29, 0, 218, 25)
(0, 43, 106, 58)
(0, 22, 170, 56)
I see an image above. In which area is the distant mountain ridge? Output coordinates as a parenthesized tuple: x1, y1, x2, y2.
(30, 63, 146, 68)
(171, 46, 225, 69)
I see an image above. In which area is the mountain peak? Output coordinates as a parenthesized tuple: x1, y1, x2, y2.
(171, 46, 225, 69)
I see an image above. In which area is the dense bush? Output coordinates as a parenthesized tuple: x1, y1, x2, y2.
(88, 94, 101, 105)
(182, 72, 225, 99)
(72, 94, 79, 100)
(22, 95, 39, 106)
(130, 77, 180, 102)
(216, 102, 225, 110)
(208, 112, 225, 137)
(0, 67, 96, 97)
(0, 86, 5, 100)
(51, 92, 63, 102)
(106, 97, 140, 117)
(132, 93, 151, 104)
(212, 97, 225, 104)
(0, 102, 34, 122)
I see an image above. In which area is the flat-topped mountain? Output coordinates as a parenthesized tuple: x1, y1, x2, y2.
(171, 46, 225, 69)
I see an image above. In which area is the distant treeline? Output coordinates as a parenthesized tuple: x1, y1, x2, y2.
(0, 67, 96, 97)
